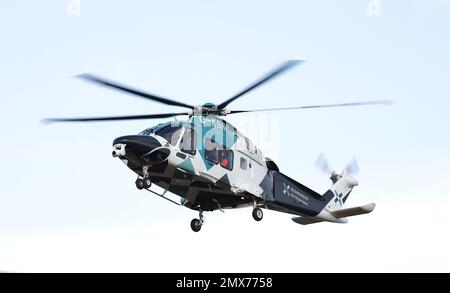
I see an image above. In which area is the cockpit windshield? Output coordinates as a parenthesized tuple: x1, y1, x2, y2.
(155, 124, 183, 146)
(138, 123, 178, 137)
(138, 123, 195, 149)
(138, 126, 158, 136)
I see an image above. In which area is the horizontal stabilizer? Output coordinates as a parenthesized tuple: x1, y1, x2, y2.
(330, 203, 376, 219)
(291, 216, 324, 225)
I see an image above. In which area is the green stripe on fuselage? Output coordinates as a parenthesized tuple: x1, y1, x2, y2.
(178, 158, 195, 173)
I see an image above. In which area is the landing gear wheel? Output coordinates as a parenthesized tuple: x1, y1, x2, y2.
(190, 219, 202, 232)
(252, 208, 263, 222)
(135, 179, 144, 190)
(143, 177, 152, 189)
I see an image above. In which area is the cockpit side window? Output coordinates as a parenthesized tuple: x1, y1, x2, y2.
(205, 138, 220, 164)
(180, 128, 197, 155)
(155, 125, 183, 146)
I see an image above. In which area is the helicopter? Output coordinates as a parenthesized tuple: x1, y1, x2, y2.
(45, 60, 390, 232)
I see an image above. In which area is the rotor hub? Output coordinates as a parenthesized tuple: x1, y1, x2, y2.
(191, 103, 230, 116)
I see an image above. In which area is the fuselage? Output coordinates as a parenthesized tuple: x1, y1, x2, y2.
(112, 115, 357, 220)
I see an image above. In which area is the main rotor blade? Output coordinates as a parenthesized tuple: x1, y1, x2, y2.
(229, 100, 394, 114)
(77, 74, 195, 110)
(43, 112, 189, 123)
(216, 60, 303, 110)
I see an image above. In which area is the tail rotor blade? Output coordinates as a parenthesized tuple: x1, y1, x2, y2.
(315, 153, 333, 176)
(345, 158, 359, 176)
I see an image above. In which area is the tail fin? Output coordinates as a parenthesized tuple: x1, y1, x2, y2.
(315, 153, 360, 210)
(327, 173, 359, 211)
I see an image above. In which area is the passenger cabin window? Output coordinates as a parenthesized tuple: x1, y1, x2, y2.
(205, 138, 234, 170)
(245, 137, 257, 154)
(219, 150, 234, 171)
(240, 157, 248, 170)
(155, 125, 182, 146)
(180, 128, 197, 155)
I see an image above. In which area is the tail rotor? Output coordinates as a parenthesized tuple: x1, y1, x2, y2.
(315, 153, 359, 183)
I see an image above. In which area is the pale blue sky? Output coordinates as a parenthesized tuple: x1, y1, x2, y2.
(1, 1, 450, 272)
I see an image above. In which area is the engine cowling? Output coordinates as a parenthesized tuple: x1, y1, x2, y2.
(265, 157, 280, 172)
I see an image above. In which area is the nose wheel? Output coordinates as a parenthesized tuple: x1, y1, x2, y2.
(190, 211, 204, 232)
(252, 207, 263, 221)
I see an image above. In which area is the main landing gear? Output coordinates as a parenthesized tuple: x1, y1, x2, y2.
(190, 211, 204, 232)
(135, 177, 152, 190)
(252, 207, 263, 222)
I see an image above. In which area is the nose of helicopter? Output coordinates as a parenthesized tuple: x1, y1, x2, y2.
(112, 135, 162, 157)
